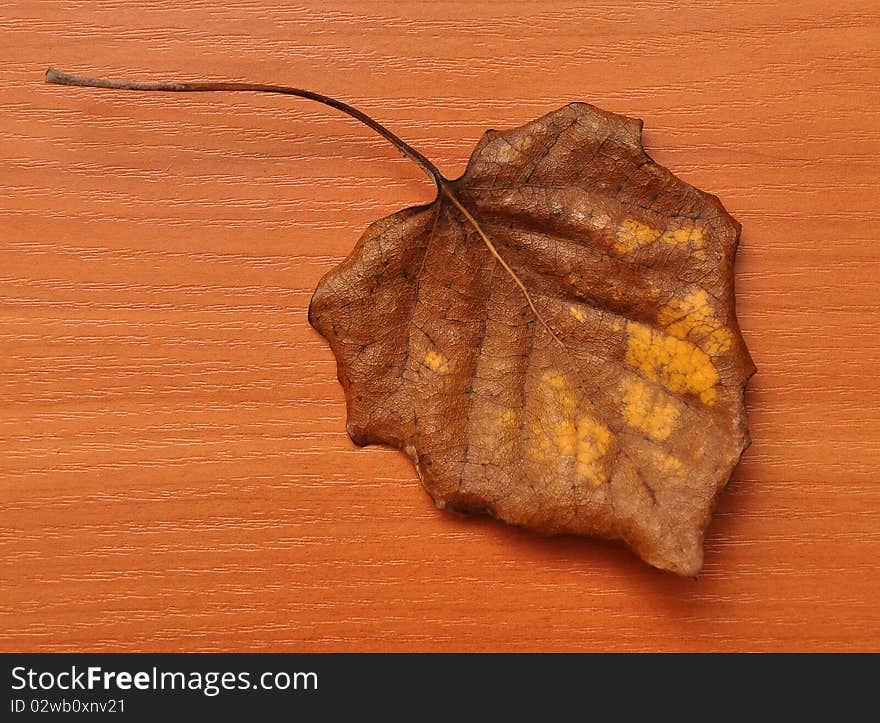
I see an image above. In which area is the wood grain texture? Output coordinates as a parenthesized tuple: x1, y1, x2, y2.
(1, 0, 878, 652)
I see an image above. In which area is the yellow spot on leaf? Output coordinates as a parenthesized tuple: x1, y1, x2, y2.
(546, 372, 567, 391)
(496, 134, 535, 163)
(658, 288, 733, 356)
(655, 452, 682, 472)
(532, 370, 612, 485)
(569, 305, 586, 322)
(662, 225, 704, 247)
(620, 377, 680, 440)
(499, 409, 518, 426)
(514, 135, 533, 153)
(625, 322, 718, 405)
(615, 218, 708, 258)
(615, 219, 660, 253)
(423, 349, 452, 374)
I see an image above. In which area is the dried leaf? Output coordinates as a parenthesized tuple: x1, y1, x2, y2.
(309, 103, 754, 576)
(44, 70, 754, 576)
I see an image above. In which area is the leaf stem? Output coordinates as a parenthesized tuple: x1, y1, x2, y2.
(45, 67, 446, 191)
(44, 67, 558, 344)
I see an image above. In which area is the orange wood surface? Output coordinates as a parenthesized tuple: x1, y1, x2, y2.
(2, 1, 878, 652)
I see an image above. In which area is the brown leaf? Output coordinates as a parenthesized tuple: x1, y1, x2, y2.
(43, 70, 753, 576)
(310, 103, 754, 576)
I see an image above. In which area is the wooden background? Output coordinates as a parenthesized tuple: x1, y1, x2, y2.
(2, 1, 878, 652)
